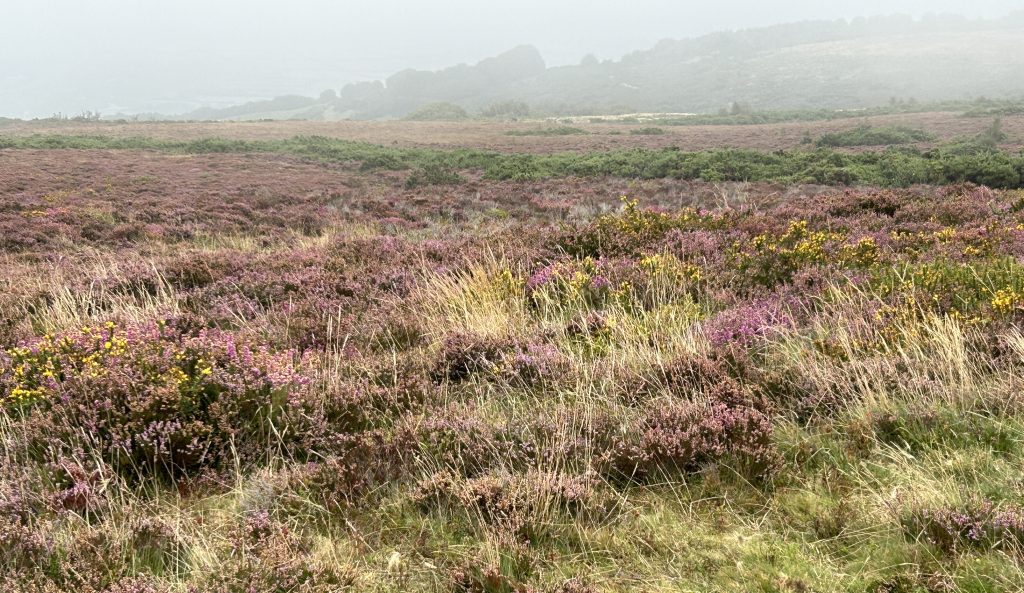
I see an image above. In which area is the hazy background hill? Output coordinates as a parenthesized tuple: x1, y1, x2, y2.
(152, 13, 1024, 121)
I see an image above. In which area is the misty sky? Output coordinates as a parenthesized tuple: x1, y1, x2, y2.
(2, 0, 1022, 118)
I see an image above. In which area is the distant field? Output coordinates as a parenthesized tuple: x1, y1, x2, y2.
(2, 110, 1022, 153)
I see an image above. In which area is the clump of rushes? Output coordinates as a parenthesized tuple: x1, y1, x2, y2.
(430, 333, 566, 387)
(412, 469, 612, 540)
(431, 333, 518, 383)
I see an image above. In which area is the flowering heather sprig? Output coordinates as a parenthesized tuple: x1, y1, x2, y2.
(101, 576, 165, 593)
(703, 299, 794, 348)
(525, 263, 558, 294)
(903, 499, 1024, 553)
(664, 228, 732, 267)
(502, 341, 565, 387)
(589, 274, 612, 290)
(599, 382, 777, 483)
(0, 516, 52, 573)
(49, 459, 106, 515)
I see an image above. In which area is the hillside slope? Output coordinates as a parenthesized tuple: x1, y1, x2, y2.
(182, 13, 1024, 121)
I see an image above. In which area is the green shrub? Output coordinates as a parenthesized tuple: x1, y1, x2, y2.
(816, 125, 935, 147)
(359, 152, 407, 171)
(976, 117, 1008, 149)
(404, 102, 469, 121)
(405, 162, 465, 188)
(629, 127, 667, 135)
(505, 127, 588, 137)
(481, 100, 531, 119)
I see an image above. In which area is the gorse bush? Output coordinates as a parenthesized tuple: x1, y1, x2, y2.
(404, 162, 465, 188)
(557, 198, 711, 258)
(2, 321, 309, 477)
(871, 257, 1024, 322)
(728, 220, 880, 289)
(815, 125, 935, 147)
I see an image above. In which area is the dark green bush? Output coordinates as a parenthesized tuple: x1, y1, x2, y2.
(505, 127, 588, 137)
(405, 162, 465, 188)
(816, 125, 935, 147)
(481, 100, 531, 119)
(629, 127, 667, 135)
(404, 102, 469, 121)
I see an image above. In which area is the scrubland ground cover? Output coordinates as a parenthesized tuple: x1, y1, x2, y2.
(2, 110, 1023, 154)
(3, 131, 1024, 592)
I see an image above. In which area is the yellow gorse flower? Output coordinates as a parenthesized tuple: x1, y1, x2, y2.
(991, 288, 1022, 315)
(2, 322, 214, 409)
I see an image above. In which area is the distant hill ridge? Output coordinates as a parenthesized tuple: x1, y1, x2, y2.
(179, 12, 1024, 121)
